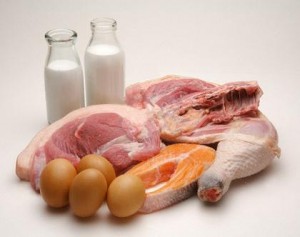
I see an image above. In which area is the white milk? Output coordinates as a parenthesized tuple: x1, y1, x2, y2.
(84, 44, 124, 105)
(45, 59, 84, 123)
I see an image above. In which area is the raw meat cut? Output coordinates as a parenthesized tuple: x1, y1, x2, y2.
(197, 112, 280, 202)
(125, 75, 217, 109)
(127, 76, 263, 142)
(16, 74, 280, 204)
(16, 104, 162, 191)
(126, 143, 215, 213)
(158, 80, 262, 142)
(126, 75, 280, 202)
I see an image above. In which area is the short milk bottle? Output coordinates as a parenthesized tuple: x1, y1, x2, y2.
(44, 29, 84, 124)
(84, 18, 125, 105)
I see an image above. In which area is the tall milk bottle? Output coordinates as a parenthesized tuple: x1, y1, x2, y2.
(44, 29, 84, 124)
(84, 18, 125, 105)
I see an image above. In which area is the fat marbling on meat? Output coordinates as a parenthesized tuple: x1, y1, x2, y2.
(125, 75, 280, 202)
(16, 104, 162, 191)
(17, 75, 280, 203)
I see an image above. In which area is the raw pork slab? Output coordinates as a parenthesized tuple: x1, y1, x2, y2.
(16, 104, 162, 191)
(125, 75, 217, 109)
(126, 75, 263, 142)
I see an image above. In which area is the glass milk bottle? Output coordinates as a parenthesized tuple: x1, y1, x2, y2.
(84, 18, 125, 105)
(44, 29, 84, 124)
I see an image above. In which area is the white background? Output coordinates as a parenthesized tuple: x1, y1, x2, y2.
(1, 0, 300, 236)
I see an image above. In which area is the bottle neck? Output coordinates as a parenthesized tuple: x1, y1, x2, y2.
(89, 18, 119, 45)
(91, 30, 118, 44)
(45, 29, 77, 45)
(48, 42, 77, 57)
(45, 29, 80, 64)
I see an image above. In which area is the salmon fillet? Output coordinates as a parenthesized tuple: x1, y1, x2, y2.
(126, 143, 215, 213)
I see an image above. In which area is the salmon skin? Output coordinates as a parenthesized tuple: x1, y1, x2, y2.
(126, 143, 215, 213)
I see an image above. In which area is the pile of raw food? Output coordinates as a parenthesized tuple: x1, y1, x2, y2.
(16, 75, 281, 218)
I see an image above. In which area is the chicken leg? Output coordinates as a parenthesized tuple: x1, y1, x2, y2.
(197, 112, 280, 202)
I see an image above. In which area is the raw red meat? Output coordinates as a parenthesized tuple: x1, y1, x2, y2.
(17, 75, 280, 203)
(127, 76, 263, 142)
(158, 80, 262, 142)
(125, 75, 217, 109)
(126, 75, 280, 202)
(16, 104, 162, 190)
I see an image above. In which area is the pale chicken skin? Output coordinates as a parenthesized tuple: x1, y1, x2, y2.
(126, 75, 280, 203)
(16, 75, 280, 208)
(197, 112, 280, 202)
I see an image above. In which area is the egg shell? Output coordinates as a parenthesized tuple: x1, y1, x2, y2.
(107, 174, 146, 218)
(40, 158, 77, 208)
(76, 154, 116, 186)
(69, 168, 107, 218)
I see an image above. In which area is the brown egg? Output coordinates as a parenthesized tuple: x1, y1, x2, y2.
(39, 158, 77, 208)
(77, 154, 116, 186)
(107, 174, 146, 218)
(69, 168, 107, 218)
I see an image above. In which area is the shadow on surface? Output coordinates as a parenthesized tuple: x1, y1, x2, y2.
(198, 161, 280, 208)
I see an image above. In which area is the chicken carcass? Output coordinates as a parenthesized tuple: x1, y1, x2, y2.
(16, 104, 162, 191)
(126, 75, 280, 202)
(196, 113, 280, 202)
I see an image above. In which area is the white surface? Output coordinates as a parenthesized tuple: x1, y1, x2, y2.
(1, 0, 300, 236)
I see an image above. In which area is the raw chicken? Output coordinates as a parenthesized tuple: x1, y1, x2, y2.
(197, 113, 280, 202)
(126, 75, 280, 202)
(16, 104, 162, 191)
(16, 75, 280, 204)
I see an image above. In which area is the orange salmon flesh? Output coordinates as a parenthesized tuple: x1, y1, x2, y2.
(126, 143, 215, 213)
